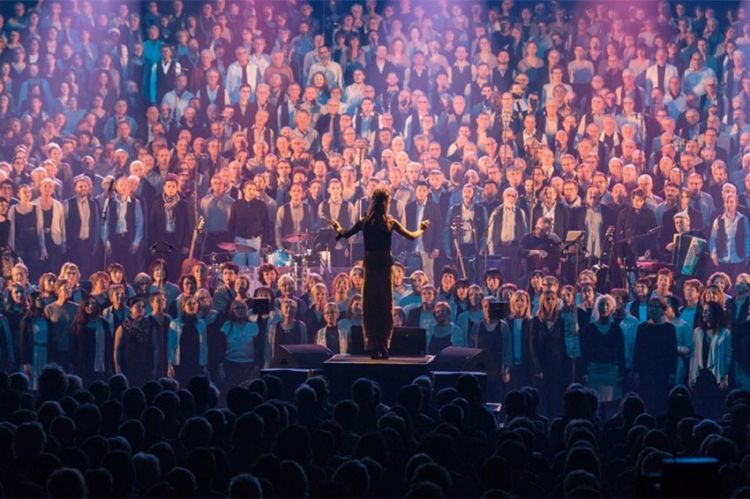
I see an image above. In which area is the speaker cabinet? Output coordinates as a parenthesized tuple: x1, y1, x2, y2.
(430, 347, 493, 373)
(271, 345, 334, 369)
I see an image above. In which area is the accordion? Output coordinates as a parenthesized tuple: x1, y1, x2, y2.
(671, 233, 707, 277)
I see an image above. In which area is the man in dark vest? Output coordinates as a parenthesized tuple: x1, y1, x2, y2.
(318, 178, 356, 266)
(710, 193, 750, 280)
(275, 182, 314, 250)
(405, 181, 443, 285)
(66, 175, 101, 278)
(102, 176, 144, 280)
(197, 68, 229, 120)
(232, 83, 253, 130)
(364, 43, 396, 95)
(151, 44, 181, 105)
(443, 183, 486, 282)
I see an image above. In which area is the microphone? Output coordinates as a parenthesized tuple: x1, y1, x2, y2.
(100, 178, 116, 224)
(646, 225, 663, 235)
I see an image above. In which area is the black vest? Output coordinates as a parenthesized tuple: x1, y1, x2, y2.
(409, 66, 430, 93)
(280, 203, 312, 237)
(155, 59, 179, 103)
(716, 214, 746, 259)
(108, 199, 137, 242)
(200, 84, 227, 117)
(451, 64, 472, 95)
(67, 198, 98, 243)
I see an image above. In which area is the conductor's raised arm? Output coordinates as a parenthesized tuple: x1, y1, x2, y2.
(392, 218, 430, 241)
(332, 219, 364, 240)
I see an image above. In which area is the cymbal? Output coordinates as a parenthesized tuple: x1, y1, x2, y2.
(282, 232, 316, 244)
(217, 242, 258, 252)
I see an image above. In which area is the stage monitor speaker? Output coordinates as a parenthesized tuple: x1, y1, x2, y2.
(430, 347, 493, 373)
(271, 345, 333, 369)
(390, 327, 426, 356)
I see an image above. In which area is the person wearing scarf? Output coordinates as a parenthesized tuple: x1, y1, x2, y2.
(71, 297, 112, 383)
(149, 174, 190, 280)
(167, 296, 208, 386)
(114, 296, 160, 388)
(581, 294, 626, 420)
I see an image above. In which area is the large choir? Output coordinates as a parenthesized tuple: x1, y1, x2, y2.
(3, 0, 750, 497)
(0, 0, 748, 418)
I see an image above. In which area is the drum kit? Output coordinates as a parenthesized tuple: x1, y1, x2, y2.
(205, 231, 333, 291)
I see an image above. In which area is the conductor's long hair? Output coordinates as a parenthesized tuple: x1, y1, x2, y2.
(364, 187, 390, 226)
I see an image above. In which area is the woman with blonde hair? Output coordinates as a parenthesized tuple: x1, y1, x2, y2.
(36, 177, 66, 274)
(507, 290, 534, 389)
(701, 284, 727, 323)
(530, 290, 566, 416)
(581, 294, 626, 418)
(58, 262, 85, 303)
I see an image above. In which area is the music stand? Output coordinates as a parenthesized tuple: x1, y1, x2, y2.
(150, 241, 176, 258)
(563, 230, 586, 283)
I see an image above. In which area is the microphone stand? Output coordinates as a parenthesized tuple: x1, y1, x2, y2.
(194, 159, 204, 263)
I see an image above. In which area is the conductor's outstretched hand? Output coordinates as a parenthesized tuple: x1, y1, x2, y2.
(420, 220, 431, 231)
(331, 220, 344, 240)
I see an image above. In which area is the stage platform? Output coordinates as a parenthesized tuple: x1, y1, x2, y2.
(323, 354, 435, 402)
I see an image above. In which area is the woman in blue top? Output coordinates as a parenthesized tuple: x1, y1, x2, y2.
(219, 300, 261, 389)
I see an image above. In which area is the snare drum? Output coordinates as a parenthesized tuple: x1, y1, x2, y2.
(267, 249, 292, 268)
